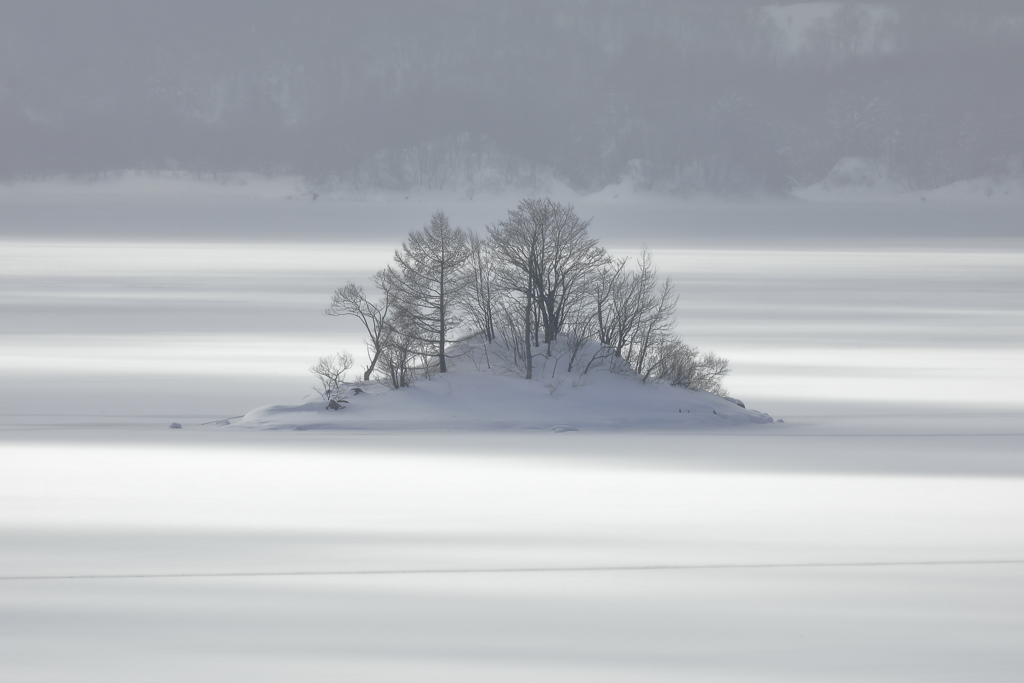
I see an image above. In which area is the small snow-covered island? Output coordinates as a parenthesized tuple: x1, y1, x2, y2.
(238, 198, 773, 431)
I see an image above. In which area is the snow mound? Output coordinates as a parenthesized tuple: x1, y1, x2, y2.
(918, 175, 1024, 202)
(235, 340, 773, 432)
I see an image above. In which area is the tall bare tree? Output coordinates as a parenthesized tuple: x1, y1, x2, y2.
(325, 269, 397, 381)
(389, 210, 472, 374)
(464, 232, 497, 343)
(489, 198, 607, 367)
(487, 202, 543, 379)
(593, 251, 677, 368)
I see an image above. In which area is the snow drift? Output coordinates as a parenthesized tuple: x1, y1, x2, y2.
(236, 339, 773, 432)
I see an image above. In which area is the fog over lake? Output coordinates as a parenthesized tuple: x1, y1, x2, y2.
(2, 2, 1023, 681)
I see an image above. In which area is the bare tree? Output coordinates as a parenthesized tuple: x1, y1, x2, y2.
(376, 310, 419, 389)
(324, 202, 729, 394)
(534, 200, 607, 349)
(487, 204, 541, 379)
(463, 232, 497, 343)
(646, 339, 730, 396)
(310, 352, 354, 400)
(593, 256, 628, 348)
(489, 198, 607, 373)
(592, 250, 677, 377)
(389, 210, 472, 374)
(631, 271, 678, 378)
(689, 350, 730, 395)
(325, 269, 397, 381)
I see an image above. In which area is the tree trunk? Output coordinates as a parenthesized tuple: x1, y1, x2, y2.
(524, 291, 533, 380)
(363, 346, 382, 381)
(439, 267, 447, 373)
(439, 324, 447, 373)
(533, 303, 540, 348)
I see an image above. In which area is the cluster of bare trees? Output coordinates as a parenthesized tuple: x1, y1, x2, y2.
(323, 198, 729, 394)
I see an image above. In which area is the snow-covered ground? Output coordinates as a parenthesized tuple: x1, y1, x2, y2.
(2, 177, 1023, 681)
(237, 337, 774, 432)
(793, 157, 1024, 203)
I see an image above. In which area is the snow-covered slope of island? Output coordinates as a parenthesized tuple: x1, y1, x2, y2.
(236, 340, 773, 432)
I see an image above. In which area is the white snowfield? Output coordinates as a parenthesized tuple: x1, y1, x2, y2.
(238, 342, 773, 432)
(3, 424, 1024, 683)
(2, 176, 1024, 682)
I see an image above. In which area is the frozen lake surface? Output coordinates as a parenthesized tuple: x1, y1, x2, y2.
(2, 185, 1023, 681)
(3, 427, 1024, 682)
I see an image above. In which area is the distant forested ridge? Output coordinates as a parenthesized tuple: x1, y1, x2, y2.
(2, 1, 1021, 192)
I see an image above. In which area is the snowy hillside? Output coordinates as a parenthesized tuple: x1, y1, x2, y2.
(792, 157, 1024, 202)
(236, 340, 773, 432)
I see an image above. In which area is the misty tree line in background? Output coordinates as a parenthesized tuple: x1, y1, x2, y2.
(318, 198, 729, 395)
(2, 1, 1021, 192)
